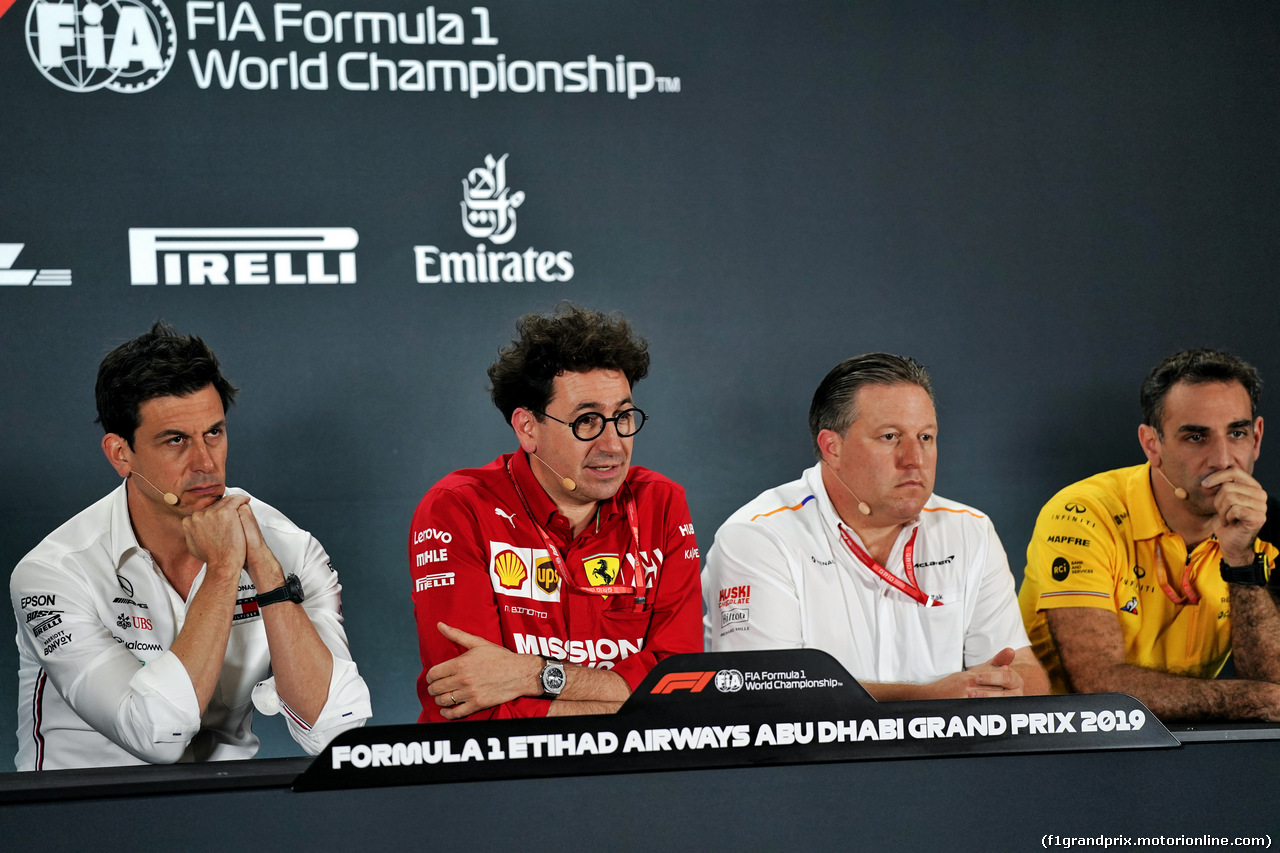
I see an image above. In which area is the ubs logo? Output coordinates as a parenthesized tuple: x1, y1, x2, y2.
(1051, 557, 1071, 582)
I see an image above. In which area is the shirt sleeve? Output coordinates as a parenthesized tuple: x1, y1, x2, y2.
(1023, 494, 1120, 614)
(11, 557, 202, 765)
(251, 534, 372, 754)
(607, 484, 703, 691)
(703, 518, 806, 652)
(410, 487, 552, 722)
(960, 517, 1034, 668)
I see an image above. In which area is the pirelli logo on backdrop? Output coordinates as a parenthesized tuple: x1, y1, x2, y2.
(128, 227, 358, 285)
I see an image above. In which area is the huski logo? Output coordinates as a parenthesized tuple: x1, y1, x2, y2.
(414, 154, 574, 285)
(0, 243, 71, 286)
(25, 0, 177, 93)
(129, 227, 358, 285)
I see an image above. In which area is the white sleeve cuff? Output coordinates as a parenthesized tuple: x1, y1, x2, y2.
(127, 651, 202, 743)
(252, 656, 372, 755)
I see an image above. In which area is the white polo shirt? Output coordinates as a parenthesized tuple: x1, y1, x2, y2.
(703, 463, 1030, 685)
(11, 484, 372, 770)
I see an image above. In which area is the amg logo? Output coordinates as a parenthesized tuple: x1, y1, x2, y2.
(112, 597, 149, 609)
(415, 572, 456, 592)
(128, 228, 358, 285)
(1046, 536, 1090, 547)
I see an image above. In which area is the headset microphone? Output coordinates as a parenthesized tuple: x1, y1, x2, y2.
(533, 453, 577, 492)
(823, 461, 871, 516)
(1154, 465, 1188, 500)
(132, 471, 179, 506)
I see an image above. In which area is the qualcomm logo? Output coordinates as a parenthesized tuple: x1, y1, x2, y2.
(128, 228, 358, 285)
(414, 153, 574, 284)
(0, 244, 72, 286)
(25, 0, 177, 93)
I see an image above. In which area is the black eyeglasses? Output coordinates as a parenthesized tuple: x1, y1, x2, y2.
(538, 408, 647, 441)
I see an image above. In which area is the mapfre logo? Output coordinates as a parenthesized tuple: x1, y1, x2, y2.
(128, 227, 358, 285)
(414, 153, 574, 284)
(25, 0, 177, 93)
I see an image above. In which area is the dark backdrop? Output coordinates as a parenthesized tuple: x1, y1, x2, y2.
(2, 0, 1277, 766)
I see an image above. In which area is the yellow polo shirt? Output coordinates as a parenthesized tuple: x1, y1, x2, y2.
(1018, 463, 1276, 693)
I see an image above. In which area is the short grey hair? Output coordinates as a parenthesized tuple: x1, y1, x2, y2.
(808, 353, 935, 458)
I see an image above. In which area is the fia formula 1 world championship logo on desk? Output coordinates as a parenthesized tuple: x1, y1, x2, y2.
(25, 0, 176, 93)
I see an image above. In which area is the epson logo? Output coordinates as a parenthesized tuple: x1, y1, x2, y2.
(414, 154, 574, 285)
(26, 0, 177, 94)
(21, 595, 56, 609)
(128, 227, 358, 285)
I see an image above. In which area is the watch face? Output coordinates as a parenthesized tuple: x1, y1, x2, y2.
(543, 663, 566, 692)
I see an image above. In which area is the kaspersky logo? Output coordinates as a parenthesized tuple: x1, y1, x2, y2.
(24, 0, 177, 93)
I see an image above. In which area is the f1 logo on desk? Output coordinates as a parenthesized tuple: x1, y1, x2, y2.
(650, 672, 715, 694)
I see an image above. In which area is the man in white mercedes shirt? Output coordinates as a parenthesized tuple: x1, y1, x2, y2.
(10, 322, 371, 770)
(703, 353, 1048, 699)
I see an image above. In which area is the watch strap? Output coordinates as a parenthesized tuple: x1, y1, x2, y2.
(1220, 553, 1268, 586)
(257, 574, 304, 606)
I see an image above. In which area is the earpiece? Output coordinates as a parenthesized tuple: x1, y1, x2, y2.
(533, 453, 577, 492)
(132, 471, 179, 506)
(1154, 465, 1188, 500)
(822, 461, 871, 515)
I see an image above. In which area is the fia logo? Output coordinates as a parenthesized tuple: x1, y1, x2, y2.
(461, 154, 524, 245)
(25, 0, 177, 93)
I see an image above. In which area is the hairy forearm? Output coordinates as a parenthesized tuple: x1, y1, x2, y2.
(1067, 661, 1280, 721)
(557, 664, 631, 704)
(259, 602, 334, 725)
(169, 569, 239, 714)
(1228, 584, 1280, 683)
(1012, 661, 1050, 696)
(547, 698, 627, 716)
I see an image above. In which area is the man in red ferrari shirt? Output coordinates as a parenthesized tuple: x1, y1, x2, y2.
(409, 305, 702, 722)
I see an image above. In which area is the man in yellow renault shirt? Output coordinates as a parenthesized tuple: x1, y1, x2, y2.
(1020, 348, 1280, 720)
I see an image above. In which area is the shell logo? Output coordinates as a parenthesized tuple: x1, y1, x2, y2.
(494, 550, 528, 589)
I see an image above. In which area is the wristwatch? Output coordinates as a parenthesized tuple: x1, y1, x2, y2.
(538, 657, 566, 698)
(1220, 553, 1268, 586)
(256, 573, 305, 606)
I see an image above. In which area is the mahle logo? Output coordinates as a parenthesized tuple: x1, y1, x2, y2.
(26, 0, 176, 93)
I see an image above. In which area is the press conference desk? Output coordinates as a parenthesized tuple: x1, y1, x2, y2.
(2, 733, 1277, 853)
(6, 651, 1276, 852)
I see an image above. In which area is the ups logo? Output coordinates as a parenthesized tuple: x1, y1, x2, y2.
(535, 559, 559, 595)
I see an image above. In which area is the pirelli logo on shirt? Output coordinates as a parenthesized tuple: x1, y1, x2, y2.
(489, 542, 561, 603)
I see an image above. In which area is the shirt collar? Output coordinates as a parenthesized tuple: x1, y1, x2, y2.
(107, 481, 144, 570)
(510, 450, 620, 532)
(1126, 462, 1170, 541)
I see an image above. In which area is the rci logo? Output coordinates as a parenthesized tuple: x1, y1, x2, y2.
(1051, 557, 1071, 582)
(26, 0, 177, 93)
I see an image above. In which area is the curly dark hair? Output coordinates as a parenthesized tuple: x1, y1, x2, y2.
(1140, 348, 1261, 437)
(95, 320, 239, 447)
(488, 304, 650, 422)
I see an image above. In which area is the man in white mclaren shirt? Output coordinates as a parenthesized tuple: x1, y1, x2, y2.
(703, 353, 1048, 699)
(10, 322, 371, 770)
